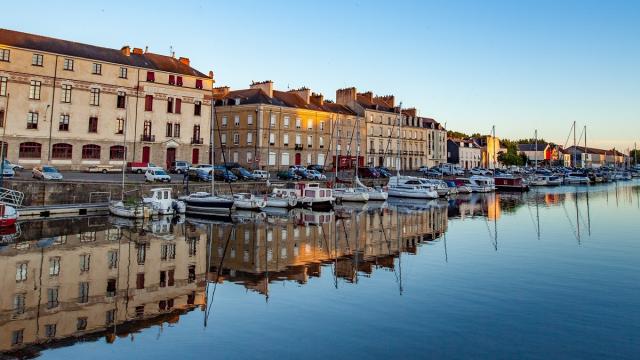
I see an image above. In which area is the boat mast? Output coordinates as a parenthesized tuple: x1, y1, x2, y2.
(534, 129, 538, 170)
(121, 93, 129, 201)
(211, 100, 216, 194)
(583, 125, 587, 168)
(334, 115, 338, 187)
(396, 102, 402, 185)
(354, 115, 359, 185)
(572, 121, 576, 168)
(492, 125, 496, 175)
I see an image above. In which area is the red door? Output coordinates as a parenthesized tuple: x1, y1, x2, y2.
(192, 148, 199, 164)
(166, 148, 176, 169)
(295, 153, 301, 165)
(142, 146, 150, 163)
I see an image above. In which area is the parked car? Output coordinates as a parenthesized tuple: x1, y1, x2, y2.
(127, 162, 162, 174)
(33, 165, 63, 180)
(422, 169, 443, 178)
(214, 169, 238, 182)
(3, 160, 23, 171)
(358, 167, 380, 178)
(231, 167, 258, 181)
(306, 169, 326, 180)
(169, 161, 191, 174)
(145, 169, 171, 183)
(2, 166, 15, 178)
(277, 170, 301, 181)
(307, 164, 325, 173)
(252, 170, 270, 180)
(289, 165, 307, 172)
(188, 168, 212, 182)
(470, 167, 491, 175)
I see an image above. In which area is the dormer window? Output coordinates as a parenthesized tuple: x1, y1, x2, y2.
(176, 76, 183, 86)
(195, 79, 203, 89)
(169, 75, 175, 85)
(146, 71, 155, 82)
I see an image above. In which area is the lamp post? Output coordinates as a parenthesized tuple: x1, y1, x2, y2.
(0, 93, 9, 188)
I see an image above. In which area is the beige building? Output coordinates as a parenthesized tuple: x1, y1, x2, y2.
(0, 28, 214, 170)
(212, 81, 364, 171)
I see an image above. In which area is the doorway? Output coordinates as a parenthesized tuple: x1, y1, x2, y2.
(295, 153, 301, 165)
(142, 146, 151, 163)
(192, 148, 199, 164)
(166, 148, 176, 169)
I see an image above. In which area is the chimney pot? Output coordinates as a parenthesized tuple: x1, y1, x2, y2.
(250, 80, 274, 98)
(121, 46, 131, 56)
(179, 57, 190, 66)
(132, 47, 143, 55)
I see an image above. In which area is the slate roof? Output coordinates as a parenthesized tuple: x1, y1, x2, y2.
(0, 28, 210, 78)
(518, 143, 548, 152)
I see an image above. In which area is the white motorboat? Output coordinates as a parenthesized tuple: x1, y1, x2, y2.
(353, 176, 388, 201)
(108, 200, 148, 219)
(419, 178, 450, 197)
(528, 175, 548, 186)
(183, 192, 235, 216)
(333, 186, 370, 202)
(230, 193, 267, 211)
(457, 176, 495, 193)
(564, 172, 590, 184)
(388, 176, 438, 199)
(265, 187, 299, 208)
(298, 183, 334, 209)
(142, 188, 185, 215)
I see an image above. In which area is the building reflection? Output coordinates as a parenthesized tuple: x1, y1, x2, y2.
(0, 216, 208, 358)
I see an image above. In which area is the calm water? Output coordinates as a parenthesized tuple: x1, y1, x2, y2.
(1, 182, 639, 359)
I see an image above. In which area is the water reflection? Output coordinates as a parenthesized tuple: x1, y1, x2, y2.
(1, 182, 639, 358)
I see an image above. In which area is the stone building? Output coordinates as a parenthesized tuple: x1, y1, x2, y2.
(447, 138, 482, 169)
(0, 28, 214, 170)
(212, 81, 363, 171)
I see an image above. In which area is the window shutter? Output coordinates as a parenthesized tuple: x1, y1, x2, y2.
(146, 71, 155, 82)
(195, 79, 203, 89)
(175, 99, 182, 114)
(145, 95, 153, 111)
(176, 76, 183, 86)
(168, 75, 175, 85)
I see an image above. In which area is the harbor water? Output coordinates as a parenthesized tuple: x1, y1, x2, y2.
(1, 181, 638, 359)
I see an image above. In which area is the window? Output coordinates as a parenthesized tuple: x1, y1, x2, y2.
(174, 123, 180, 137)
(78, 282, 89, 303)
(135, 305, 145, 317)
(92, 63, 102, 75)
(47, 287, 59, 309)
(176, 76, 183, 86)
(246, 152, 253, 163)
(11, 330, 23, 346)
(119, 67, 127, 79)
(307, 119, 313, 130)
(19, 142, 41, 158)
(195, 79, 203, 89)
(295, 134, 302, 145)
(27, 112, 39, 129)
(234, 115, 240, 126)
(194, 101, 201, 116)
(13, 293, 26, 315)
(45, 324, 57, 338)
(269, 133, 275, 146)
(0, 49, 9, 62)
(283, 133, 289, 146)
(233, 133, 239, 145)
(221, 116, 228, 127)
(169, 75, 175, 85)
(283, 116, 290, 128)
(49, 257, 61, 276)
(307, 135, 313, 147)
(137, 245, 146, 264)
(319, 137, 324, 148)
(106, 310, 115, 325)
(116, 118, 125, 134)
(167, 97, 173, 113)
(270, 114, 276, 127)
(161, 243, 176, 260)
(146, 71, 155, 82)
(61, 84, 72, 103)
(247, 132, 253, 144)
(117, 91, 126, 108)
(88, 116, 98, 133)
(52, 143, 72, 159)
(59, 114, 69, 131)
(175, 98, 182, 114)
(145, 95, 153, 111)
(110, 145, 125, 160)
(295, 117, 301, 129)
(32, 53, 43, 66)
(0, 110, 4, 127)
(106, 278, 116, 297)
(136, 273, 145, 289)
(0, 76, 6, 96)
(90, 88, 100, 106)
(220, 133, 227, 145)
(63, 58, 73, 71)
(16, 263, 28, 281)
(80, 254, 90, 271)
(281, 152, 290, 166)
(29, 80, 41, 100)
(247, 114, 253, 125)
(320, 121, 324, 130)
(77, 317, 88, 331)
(82, 144, 100, 159)
(108, 250, 118, 268)
(166, 122, 173, 137)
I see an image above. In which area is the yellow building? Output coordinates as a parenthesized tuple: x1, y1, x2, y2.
(212, 81, 364, 171)
(0, 28, 214, 170)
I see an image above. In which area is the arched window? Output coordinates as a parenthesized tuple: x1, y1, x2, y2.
(51, 143, 72, 159)
(82, 144, 101, 160)
(110, 145, 125, 160)
(19, 142, 41, 158)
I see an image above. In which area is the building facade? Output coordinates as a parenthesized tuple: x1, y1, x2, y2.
(447, 138, 481, 169)
(0, 29, 214, 170)
(212, 81, 363, 171)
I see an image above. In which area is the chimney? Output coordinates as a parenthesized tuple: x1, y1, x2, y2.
(336, 87, 357, 106)
(179, 57, 190, 66)
(403, 107, 417, 117)
(374, 95, 395, 108)
(212, 86, 230, 98)
(132, 47, 144, 55)
(359, 91, 374, 103)
(310, 92, 324, 106)
(208, 70, 214, 79)
(288, 87, 311, 104)
(250, 80, 273, 98)
(121, 46, 131, 56)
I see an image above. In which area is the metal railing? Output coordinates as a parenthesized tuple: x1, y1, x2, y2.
(140, 134, 155, 142)
(0, 187, 25, 207)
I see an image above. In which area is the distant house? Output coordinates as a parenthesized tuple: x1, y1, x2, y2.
(564, 146, 628, 167)
(517, 143, 549, 165)
(472, 135, 506, 169)
(447, 139, 481, 169)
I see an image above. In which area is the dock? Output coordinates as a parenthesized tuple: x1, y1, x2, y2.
(18, 203, 109, 218)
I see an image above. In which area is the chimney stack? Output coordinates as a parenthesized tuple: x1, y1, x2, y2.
(310, 92, 324, 106)
(403, 107, 417, 117)
(132, 47, 144, 55)
(336, 87, 357, 106)
(179, 57, 190, 66)
(374, 95, 395, 108)
(212, 86, 230, 98)
(288, 87, 311, 104)
(121, 46, 131, 56)
(250, 80, 274, 98)
(359, 91, 374, 103)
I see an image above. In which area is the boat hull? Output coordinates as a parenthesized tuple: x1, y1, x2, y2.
(388, 188, 438, 199)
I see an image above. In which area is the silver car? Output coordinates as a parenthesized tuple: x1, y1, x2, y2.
(32, 165, 63, 180)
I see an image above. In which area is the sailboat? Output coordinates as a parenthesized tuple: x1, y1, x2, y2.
(109, 93, 148, 219)
(183, 103, 234, 216)
(387, 102, 438, 199)
(333, 116, 369, 202)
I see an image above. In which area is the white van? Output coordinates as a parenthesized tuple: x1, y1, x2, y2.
(252, 170, 270, 180)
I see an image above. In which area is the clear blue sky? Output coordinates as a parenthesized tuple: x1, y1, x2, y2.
(3, 0, 639, 150)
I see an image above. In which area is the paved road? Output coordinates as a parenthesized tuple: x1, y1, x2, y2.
(6, 170, 189, 183)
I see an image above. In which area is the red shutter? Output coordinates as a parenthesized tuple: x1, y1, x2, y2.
(168, 75, 175, 85)
(145, 95, 153, 111)
(147, 71, 155, 82)
(195, 79, 203, 89)
(175, 99, 182, 114)
(176, 76, 183, 86)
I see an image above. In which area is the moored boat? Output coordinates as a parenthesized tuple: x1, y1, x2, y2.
(183, 192, 235, 216)
(298, 183, 335, 209)
(0, 204, 18, 227)
(494, 174, 529, 192)
(108, 200, 148, 219)
(230, 193, 267, 211)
